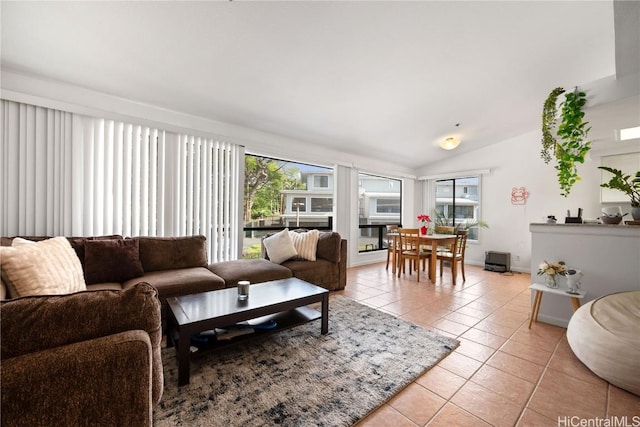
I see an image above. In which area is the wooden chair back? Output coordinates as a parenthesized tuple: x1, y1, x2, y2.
(398, 228, 420, 252)
(435, 226, 455, 235)
(385, 225, 399, 250)
(436, 229, 469, 283)
(454, 230, 468, 257)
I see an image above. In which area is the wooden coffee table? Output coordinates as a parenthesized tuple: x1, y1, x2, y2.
(166, 277, 329, 386)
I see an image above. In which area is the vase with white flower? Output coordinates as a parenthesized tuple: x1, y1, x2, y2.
(417, 214, 431, 236)
(537, 260, 566, 288)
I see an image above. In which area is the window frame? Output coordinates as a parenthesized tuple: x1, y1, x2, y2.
(434, 175, 482, 242)
(242, 154, 334, 259)
(357, 172, 402, 253)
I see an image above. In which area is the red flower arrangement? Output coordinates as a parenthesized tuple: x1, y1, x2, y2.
(417, 214, 431, 223)
(417, 214, 431, 235)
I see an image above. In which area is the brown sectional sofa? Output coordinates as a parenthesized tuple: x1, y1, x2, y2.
(0, 231, 346, 424)
(1, 282, 163, 426)
(1, 231, 347, 321)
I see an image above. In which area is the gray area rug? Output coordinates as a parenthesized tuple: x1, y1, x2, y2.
(154, 295, 459, 426)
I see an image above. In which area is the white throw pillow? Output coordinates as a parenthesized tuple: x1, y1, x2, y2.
(11, 237, 37, 247)
(290, 229, 319, 261)
(0, 236, 86, 297)
(263, 229, 298, 264)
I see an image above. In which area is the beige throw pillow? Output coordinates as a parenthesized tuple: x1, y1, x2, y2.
(0, 236, 86, 297)
(263, 229, 298, 264)
(11, 237, 37, 247)
(290, 229, 319, 261)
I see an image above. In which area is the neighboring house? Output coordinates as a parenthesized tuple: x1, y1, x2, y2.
(280, 171, 402, 231)
(281, 170, 334, 228)
(358, 174, 401, 226)
(435, 177, 479, 221)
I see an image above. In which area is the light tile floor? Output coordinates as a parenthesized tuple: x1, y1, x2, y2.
(336, 262, 640, 426)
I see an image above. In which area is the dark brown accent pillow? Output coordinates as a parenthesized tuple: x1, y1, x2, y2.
(67, 235, 123, 269)
(83, 239, 144, 285)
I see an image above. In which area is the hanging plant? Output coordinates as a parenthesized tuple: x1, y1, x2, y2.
(541, 87, 565, 164)
(540, 87, 591, 197)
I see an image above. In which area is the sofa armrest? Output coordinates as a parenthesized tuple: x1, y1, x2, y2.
(1, 331, 154, 427)
(0, 282, 163, 405)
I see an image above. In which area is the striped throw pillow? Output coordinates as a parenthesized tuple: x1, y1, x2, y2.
(0, 236, 86, 297)
(290, 230, 319, 261)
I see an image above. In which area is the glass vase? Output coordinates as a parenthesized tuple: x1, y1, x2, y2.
(420, 225, 427, 236)
(544, 274, 558, 289)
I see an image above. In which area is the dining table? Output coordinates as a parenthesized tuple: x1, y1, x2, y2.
(389, 232, 458, 283)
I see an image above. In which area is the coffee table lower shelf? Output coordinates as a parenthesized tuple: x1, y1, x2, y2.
(168, 306, 322, 356)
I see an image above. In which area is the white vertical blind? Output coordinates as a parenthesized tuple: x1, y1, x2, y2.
(174, 135, 242, 262)
(0, 100, 243, 262)
(1, 102, 75, 236)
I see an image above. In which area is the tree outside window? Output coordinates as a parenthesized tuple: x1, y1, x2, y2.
(243, 154, 333, 258)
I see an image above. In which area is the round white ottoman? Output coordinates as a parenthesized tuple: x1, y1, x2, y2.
(567, 291, 640, 396)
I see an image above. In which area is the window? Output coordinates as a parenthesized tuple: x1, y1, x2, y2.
(376, 198, 400, 214)
(314, 175, 329, 188)
(243, 154, 334, 258)
(292, 197, 306, 212)
(435, 176, 482, 241)
(357, 173, 402, 252)
(311, 197, 332, 212)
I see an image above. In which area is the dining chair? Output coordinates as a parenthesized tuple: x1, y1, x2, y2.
(397, 228, 431, 282)
(434, 226, 455, 234)
(437, 230, 468, 283)
(433, 225, 455, 253)
(385, 225, 399, 270)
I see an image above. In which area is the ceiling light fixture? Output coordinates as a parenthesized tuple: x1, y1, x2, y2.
(439, 137, 461, 150)
(439, 123, 462, 150)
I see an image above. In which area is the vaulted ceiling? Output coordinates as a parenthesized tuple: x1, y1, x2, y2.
(1, 1, 638, 169)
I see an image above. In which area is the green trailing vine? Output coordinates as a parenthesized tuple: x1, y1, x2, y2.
(540, 87, 591, 197)
(541, 87, 565, 164)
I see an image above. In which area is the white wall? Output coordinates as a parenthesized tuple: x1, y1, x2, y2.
(415, 128, 639, 272)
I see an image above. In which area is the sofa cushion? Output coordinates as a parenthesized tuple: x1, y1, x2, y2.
(124, 267, 225, 301)
(316, 232, 342, 263)
(208, 259, 293, 287)
(290, 229, 319, 261)
(86, 283, 124, 292)
(84, 239, 144, 285)
(282, 258, 340, 291)
(0, 236, 86, 297)
(263, 228, 298, 264)
(135, 235, 208, 272)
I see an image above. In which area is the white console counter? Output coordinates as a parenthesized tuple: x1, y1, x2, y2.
(529, 223, 640, 327)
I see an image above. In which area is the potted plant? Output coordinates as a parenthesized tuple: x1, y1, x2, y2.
(541, 87, 592, 197)
(598, 166, 640, 220)
(431, 210, 489, 233)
